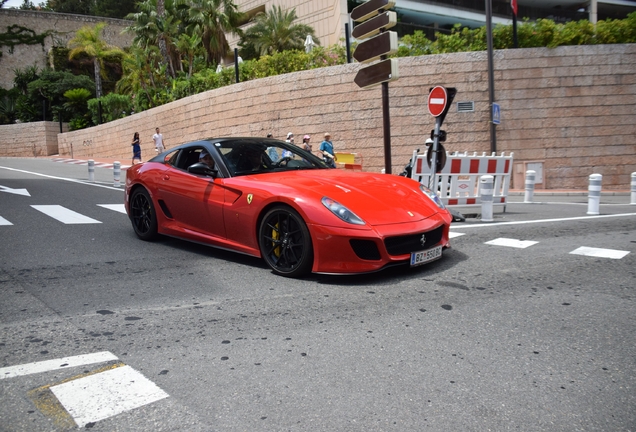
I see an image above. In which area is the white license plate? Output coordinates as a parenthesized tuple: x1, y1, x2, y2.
(410, 245, 443, 266)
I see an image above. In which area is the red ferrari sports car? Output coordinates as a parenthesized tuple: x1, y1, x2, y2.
(125, 137, 453, 277)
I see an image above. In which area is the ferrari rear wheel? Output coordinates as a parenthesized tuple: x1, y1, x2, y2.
(259, 206, 313, 277)
(130, 187, 158, 241)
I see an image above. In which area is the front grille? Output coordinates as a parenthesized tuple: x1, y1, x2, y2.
(350, 239, 381, 261)
(384, 225, 444, 256)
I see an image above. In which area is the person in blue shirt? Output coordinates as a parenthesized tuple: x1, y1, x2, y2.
(319, 132, 336, 168)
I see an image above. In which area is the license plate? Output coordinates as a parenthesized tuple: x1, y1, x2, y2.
(410, 245, 443, 266)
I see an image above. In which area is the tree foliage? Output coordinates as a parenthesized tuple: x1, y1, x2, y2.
(397, 12, 636, 57)
(239, 5, 319, 60)
(67, 23, 125, 99)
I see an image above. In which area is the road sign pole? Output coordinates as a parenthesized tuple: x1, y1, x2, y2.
(382, 80, 392, 174)
(430, 117, 442, 192)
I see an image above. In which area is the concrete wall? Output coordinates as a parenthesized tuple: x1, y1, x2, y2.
(0, 9, 132, 89)
(0, 121, 67, 157)
(3, 44, 635, 190)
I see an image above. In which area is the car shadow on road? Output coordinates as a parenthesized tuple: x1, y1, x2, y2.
(150, 235, 469, 286)
(311, 248, 469, 287)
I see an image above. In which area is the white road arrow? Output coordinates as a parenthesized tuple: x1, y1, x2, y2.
(0, 185, 31, 196)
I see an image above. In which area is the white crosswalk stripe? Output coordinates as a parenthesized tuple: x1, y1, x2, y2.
(2, 351, 169, 428)
(1, 204, 125, 227)
(485, 237, 539, 249)
(31, 205, 102, 224)
(97, 204, 127, 214)
(570, 246, 630, 259)
(51, 365, 169, 428)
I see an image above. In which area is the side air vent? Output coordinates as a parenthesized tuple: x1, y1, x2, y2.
(158, 200, 173, 219)
(457, 101, 475, 112)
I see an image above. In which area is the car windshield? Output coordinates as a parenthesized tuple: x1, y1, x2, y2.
(213, 138, 328, 176)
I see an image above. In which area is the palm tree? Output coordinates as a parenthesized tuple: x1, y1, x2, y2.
(240, 6, 319, 59)
(67, 23, 125, 99)
(187, 0, 244, 66)
(124, 0, 184, 79)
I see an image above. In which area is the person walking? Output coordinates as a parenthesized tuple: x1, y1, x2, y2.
(153, 127, 165, 153)
(302, 135, 312, 152)
(282, 132, 294, 158)
(320, 132, 337, 168)
(131, 132, 141, 165)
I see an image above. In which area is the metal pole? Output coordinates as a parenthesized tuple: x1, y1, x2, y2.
(512, 13, 518, 48)
(486, 0, 496, 153)
(382, 81, 392, 174)
(430, 117, 441, 192)
(345, 23, 352, 64)
(234, 48, 240, 83)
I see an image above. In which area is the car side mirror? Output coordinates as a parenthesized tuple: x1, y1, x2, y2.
(188, 162, 218, 178)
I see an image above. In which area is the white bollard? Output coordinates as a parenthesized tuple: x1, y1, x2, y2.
(631, 172, 636, 205)
(480, 175, 494, 222)
(587, 173, 602, 215)
(113, 161, 121, 188)
(88, 159, 95, 182)
(524, 170, 536, 203)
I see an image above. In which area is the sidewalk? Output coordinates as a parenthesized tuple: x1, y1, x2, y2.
(46, 156, 632, 198)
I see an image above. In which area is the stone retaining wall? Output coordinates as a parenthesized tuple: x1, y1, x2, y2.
(2, 44, 635, 189)
(0, 121, 66, 157)
(0, 9, 132, 89)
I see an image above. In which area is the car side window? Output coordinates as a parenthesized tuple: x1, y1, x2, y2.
(166, 149, 180, 167)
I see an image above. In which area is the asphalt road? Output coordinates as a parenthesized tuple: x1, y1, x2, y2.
(1, 158, 635, 431)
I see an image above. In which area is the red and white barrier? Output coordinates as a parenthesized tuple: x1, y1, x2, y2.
(411, 151, 514, 210)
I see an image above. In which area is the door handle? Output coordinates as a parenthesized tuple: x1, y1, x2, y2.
(163, 175, 170, 181)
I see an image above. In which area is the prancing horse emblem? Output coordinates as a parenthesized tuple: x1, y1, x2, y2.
(247, 194, 253, 204)
(419, 234, 427, 247)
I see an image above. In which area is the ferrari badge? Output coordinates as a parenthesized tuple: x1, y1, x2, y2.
(247, 194, 253, 204)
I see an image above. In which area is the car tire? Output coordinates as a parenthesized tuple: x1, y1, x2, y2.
(129, 187, 158, 241)
(259, 206, 314, 277)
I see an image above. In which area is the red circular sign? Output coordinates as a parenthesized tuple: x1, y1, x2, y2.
(428, 86, 448, 117)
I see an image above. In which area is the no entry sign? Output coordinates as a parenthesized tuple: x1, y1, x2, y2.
(428, 86, 448, 117)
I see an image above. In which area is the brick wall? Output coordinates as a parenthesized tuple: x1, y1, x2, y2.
(0, 121, 66, 157)
(3, 44, 635, 189)
(0, 9, 132, 89)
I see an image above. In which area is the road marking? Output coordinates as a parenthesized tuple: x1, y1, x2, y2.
(0, 185, 30, 196)
(98, 204, 127, 214)
(449, 232, 465, 238)
(450, 212, 636, 230)
(570, 246, 630, 259)
(0, 351, 118, 379)
(0, 215, 12, 225)
(0, 166, 124, 192)
(31, 205, 102, 224)
(485, 238, 539, 248)
(50, 365, 169, 428)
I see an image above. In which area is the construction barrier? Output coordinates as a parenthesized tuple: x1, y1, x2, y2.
(411, 151, 514, 211)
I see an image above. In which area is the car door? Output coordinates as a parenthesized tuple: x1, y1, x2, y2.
(157, 148, 226, 239)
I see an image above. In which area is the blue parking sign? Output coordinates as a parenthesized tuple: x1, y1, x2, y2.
(492, 103, 501, 125)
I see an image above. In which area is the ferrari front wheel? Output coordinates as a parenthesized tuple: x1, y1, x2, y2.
(129, 187, 158, 241)
(259, 206, 313, 277)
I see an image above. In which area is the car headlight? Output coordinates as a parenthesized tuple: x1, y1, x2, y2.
(420, 185, 446, 209)
(321, 197, 365, 225)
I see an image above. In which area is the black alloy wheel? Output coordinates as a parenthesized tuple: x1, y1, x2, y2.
(130, 187, 158, 240)
(259, 206, 313, 277)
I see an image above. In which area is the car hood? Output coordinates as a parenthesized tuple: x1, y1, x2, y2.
(251, 170, 441, 226)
